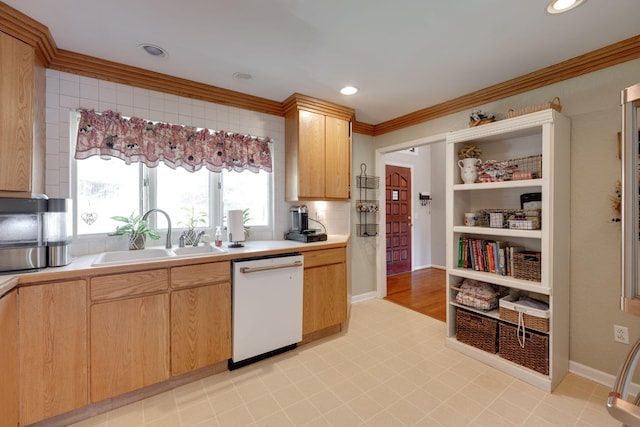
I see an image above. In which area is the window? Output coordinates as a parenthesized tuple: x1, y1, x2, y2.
(73, 114, 272, 237)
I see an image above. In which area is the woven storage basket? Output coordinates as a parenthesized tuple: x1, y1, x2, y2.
(499, 294, 549, 333)
(499, 322, 549, 375)
(506, 97, 562, 119)
(455, 309, 498, 354)
(512, 251, 542, 282)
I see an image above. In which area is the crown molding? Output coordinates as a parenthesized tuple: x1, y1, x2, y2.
(1, 1, 639, 137)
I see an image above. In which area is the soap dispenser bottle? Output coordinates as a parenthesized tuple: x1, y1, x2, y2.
(214, 226, 223, 247)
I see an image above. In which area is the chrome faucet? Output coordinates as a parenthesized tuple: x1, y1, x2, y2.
(142, 209, 172, 249)
(193, 230, 205, 247)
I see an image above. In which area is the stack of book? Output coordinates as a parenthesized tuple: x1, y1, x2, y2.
(457, 237, 524, 276)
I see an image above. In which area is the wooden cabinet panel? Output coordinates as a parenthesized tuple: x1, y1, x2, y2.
(19, 281, 88, 425)
(297, 110, 326, 199)
(0, 31, 34, 193)
(171, 282, 231, 376)
(325, 116, 351, 199)
(90, 269, 168, 301)
(303, 247, 346, 268)
(171, 261, 230, 289)
(303, 262, 347, 335)
(0, 290, 18, 427)
(90, 294, 170, 402)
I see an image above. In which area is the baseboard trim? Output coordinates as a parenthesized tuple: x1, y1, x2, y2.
(569, 360, 639, 396)
(351, 291, 377, 304)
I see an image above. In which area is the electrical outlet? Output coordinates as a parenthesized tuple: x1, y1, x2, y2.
(614, 325, 630, 344)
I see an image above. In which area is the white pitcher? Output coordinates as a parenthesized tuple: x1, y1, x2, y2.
(457, 158, 481, 184)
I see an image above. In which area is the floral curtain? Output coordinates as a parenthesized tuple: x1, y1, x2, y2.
(74, 109, 272, 173)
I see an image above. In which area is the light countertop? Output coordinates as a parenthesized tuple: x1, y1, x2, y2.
(0, 235, 350, 298)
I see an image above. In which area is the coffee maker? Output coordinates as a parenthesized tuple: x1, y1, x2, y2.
(284, 205, 327, 243)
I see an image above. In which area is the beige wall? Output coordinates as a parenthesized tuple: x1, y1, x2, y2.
(356, 58, 640, 379)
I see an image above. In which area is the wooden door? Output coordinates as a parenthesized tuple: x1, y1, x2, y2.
(325, 116, 351, 199)
(0, 290, 18, 427)
(386, 165, 412, 274)
(90, 294, 169, 402)
(297, 110, 326, 199)
(19, 281, 88, 425)
(0, 31, 34, 192)
(171, 283, 231, 376)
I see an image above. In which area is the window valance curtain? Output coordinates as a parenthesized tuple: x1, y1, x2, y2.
(74, 109, 272, 173)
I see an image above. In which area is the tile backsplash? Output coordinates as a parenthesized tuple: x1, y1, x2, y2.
(44, 70, 350, 256)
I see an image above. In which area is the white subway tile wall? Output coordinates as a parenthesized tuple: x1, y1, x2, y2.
(45, 70, 350, 256)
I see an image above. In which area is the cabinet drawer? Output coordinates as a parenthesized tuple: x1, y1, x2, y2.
(91, 269, 168, 301)
(303, 247, 346, 268)
(171, 261, 230, 289)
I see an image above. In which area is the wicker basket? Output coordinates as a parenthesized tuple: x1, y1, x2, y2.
(499, 322, 549, 375)
(512, 251, 542, 282)
(499, 294, 549, 333)
(506, 97, 562, 119)
(455, 309, 499, 354)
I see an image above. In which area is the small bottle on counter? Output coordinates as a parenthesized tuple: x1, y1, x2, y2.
(214, 226, 223, 247)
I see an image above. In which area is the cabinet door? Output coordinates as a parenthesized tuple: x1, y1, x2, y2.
(90, 294, 169, 402)
(0, 31, 34, 192)
(0, 290, 18, 427)
(325, 116, 351, 199)
(298, 110, 326, 199)
(19, 281, 88, 425)
(303, 262, 348, 335)
(171, 282, 231, 376)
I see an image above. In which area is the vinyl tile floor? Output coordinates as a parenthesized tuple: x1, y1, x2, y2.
(71, 299, 619, 427)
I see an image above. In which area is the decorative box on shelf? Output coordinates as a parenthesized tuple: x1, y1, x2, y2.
(499, 292, 549, 333)
(456, 309, 499, 354)
(478, 154, 542, 183)
(499, 322, 549, 375)
(512, 251, 542, 282)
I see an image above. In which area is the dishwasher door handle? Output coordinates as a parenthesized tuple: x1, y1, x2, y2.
(239, 261, 303, 274)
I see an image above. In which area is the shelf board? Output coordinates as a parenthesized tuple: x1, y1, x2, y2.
(450, 302, 499, 320)
(453, 179, 543, 191)
(453, 226, 542, 239)
(445, 337, 552, 392)
(448, 268, 551, 295)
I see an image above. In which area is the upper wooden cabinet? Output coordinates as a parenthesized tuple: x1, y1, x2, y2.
(284, 94, 353, 201)
(0, 31, 45, 196)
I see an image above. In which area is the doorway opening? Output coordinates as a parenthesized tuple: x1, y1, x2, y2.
(375, 133, 447, 320)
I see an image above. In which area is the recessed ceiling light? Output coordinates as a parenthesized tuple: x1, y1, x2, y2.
(340, 86, 358, 95)
(138, 44, 168, 58)
(233, 72, 253, 80)
(546, 0, 586, 14)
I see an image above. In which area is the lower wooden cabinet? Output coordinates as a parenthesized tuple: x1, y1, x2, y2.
(171, 282, 231, 376)
(19, 280, 88, 426)
(90, 293, 170, 402)
(170, 261, 232, 376)
(0, 290, 18, 427)
(302, 247, 348, 335)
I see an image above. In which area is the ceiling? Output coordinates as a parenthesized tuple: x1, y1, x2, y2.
(5, 0, 640, 125)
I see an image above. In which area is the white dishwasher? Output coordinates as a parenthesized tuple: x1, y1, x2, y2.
(229, 253, 304, 369)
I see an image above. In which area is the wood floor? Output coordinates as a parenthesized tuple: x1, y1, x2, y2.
(384, 267, 446, 322)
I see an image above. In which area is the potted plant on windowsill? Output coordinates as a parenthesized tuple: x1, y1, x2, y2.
(177, 206, 208, 245)
(111, 212, 160, 250)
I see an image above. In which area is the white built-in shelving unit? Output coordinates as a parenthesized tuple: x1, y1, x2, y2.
(445, 109, 570, 392)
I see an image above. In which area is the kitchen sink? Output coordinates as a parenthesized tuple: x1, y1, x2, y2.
(92, 248, 174, 266)
(92, 244, 227, 266)
(172, 245, 227, 256)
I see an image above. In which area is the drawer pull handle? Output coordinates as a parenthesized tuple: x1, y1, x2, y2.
(239, 261, 303, 274)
